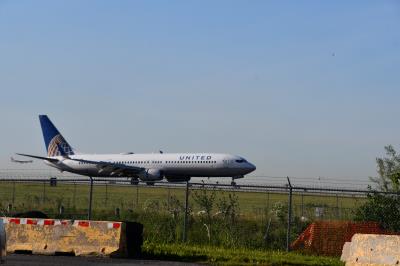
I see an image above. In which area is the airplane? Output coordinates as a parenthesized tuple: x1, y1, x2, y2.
(16, 115, 256, 186)
(10, 157, 33, 164)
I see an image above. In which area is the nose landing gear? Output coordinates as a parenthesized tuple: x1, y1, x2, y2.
(231, 175, 244, 187)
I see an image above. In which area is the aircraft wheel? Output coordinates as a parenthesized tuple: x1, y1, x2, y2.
(231, 181, 236, 186)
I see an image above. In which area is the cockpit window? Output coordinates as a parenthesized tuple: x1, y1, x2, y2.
(235, 159, 246, 163)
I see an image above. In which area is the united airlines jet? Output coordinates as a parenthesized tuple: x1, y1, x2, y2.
(17, 115, 256, 185)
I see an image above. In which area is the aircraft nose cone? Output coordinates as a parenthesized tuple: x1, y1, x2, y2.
(247, 163, 256, 173)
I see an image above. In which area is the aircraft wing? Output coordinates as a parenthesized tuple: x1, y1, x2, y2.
(16, 153, 59, 163)
(68, 158, 145, 176)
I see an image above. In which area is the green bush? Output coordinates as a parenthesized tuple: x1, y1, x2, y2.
(355, 145, 400, 232)
(355, 191, 400, 231)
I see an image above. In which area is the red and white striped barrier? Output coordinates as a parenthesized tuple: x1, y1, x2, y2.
(1, 217, 132, 257)
(1, 217, 121, 229)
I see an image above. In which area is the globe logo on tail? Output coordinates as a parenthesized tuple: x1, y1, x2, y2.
(47, 134, 74, 157)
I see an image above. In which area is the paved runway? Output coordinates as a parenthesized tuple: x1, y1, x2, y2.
(3, 254, 200, 266)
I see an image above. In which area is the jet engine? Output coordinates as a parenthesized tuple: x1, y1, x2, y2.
(165, 175, 190, 182)
(138, 169, 163, 181)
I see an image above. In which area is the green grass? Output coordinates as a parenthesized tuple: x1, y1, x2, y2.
(0, 182, 365, 220)
(142, 242, 344, 266)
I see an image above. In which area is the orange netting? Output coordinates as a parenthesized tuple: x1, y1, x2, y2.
(290, 221, 386, 256)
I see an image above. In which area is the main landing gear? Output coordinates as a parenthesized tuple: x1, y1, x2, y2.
(130, 178, 154, 186)
(130, 178, 139, 185)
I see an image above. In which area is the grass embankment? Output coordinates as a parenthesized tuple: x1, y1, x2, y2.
(143, 242, 344, 266)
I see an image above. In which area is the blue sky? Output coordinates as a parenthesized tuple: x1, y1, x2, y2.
(0, 1, 399, 181)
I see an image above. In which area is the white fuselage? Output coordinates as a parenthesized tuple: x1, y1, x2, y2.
(44, 153, 256, 180)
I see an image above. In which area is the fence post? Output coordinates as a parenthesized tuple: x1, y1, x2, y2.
(12, 181, 16, 204)
(136, 184, 139, 207)
(73, 182, 77, 208)
(88, 177, 94, 220)
(286, 177, 293, 252)
(336, 193, 339, 219)
(42, 180, 46, 204)
(105, 182, 108, 206)
(301, 191, 304, 218)
(183, 181, 190, 242)
(167, 186, 171, 210)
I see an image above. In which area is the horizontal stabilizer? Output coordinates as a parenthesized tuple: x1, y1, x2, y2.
(16, 153, 59, 163)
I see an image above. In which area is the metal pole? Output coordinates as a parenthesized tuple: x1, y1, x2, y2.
(167, 186, 171, 210)
(136, 184, 139, 207)
(105, 182, 108, 206)
(286, 177, 293, 252)
(42, 181, 46, 203)
(301, 192, 304, 218)
(12, 181, 15, 204)
(73, 182, 77, 208)
(183, 181, 190, 242)
(336, 193, 339, 219)
(88, 177, 94, 220)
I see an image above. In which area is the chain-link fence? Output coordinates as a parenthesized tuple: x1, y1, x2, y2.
(0, 177, 387, 252)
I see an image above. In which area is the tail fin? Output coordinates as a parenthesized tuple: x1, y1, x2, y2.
(39, 115, 75, 157)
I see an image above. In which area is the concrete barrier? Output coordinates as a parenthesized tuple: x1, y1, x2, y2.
(340, 242, 351, 263)
(1, 217, 142, 257)
(341, 234, 400, 266)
